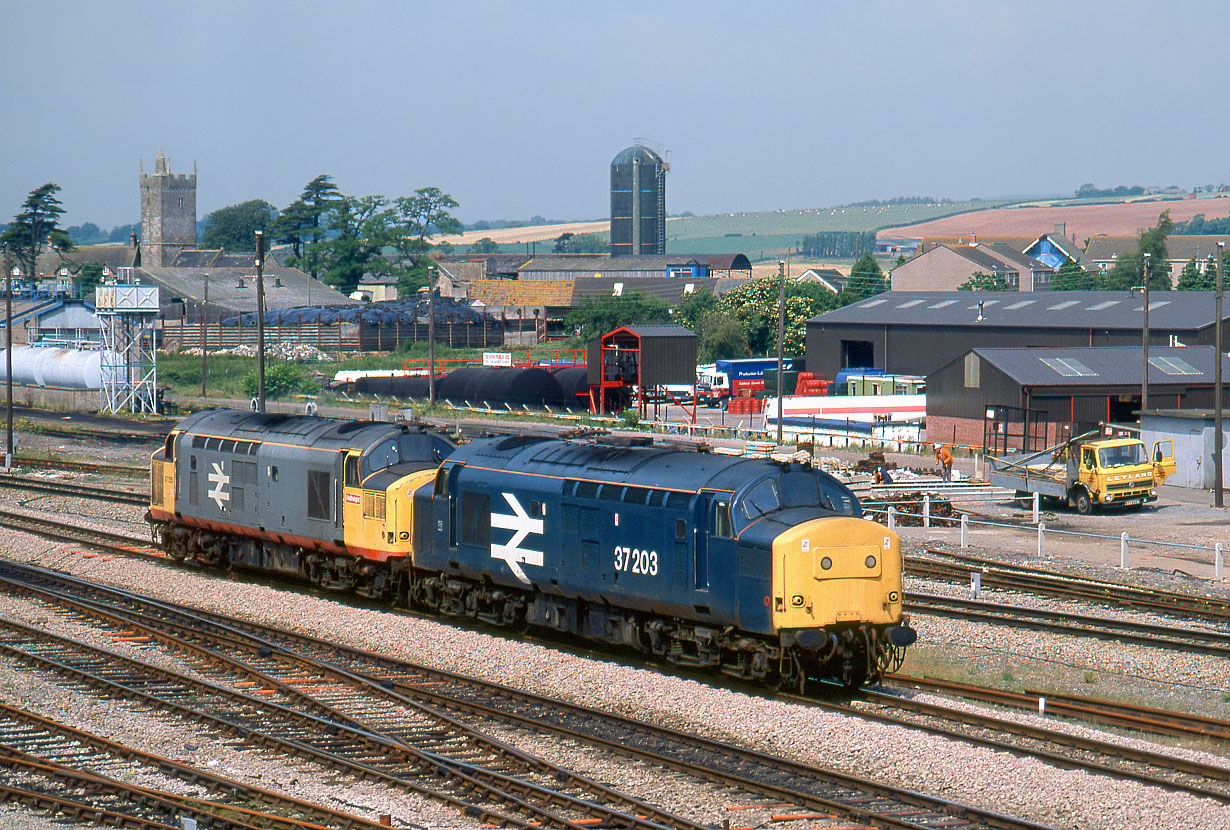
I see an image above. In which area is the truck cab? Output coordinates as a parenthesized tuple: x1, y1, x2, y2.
(1067, 437, 1175, 513)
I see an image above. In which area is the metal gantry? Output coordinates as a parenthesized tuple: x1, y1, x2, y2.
(97, 269, 160, 414)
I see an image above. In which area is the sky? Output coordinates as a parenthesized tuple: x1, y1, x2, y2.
(4, 0, 1229, 230)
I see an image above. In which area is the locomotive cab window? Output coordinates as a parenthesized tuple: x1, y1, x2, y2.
(164, 433, 176, 461)
(740, 478, 780, 522)
(344, 454, 360, 487)
(365, 439, 400, 474)
(712, 501, 732, 538)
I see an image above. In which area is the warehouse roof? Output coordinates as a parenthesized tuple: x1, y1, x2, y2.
(810, 290, 1223, 330)
(962, 345, 1229, 387)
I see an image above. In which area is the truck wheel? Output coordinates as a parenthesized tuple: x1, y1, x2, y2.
(1073, 490, 1093, 515)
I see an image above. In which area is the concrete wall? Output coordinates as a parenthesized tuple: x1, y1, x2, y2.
(2, 383, 100, 412)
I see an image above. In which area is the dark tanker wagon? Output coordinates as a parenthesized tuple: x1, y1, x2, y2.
(415, 434, 914, 688)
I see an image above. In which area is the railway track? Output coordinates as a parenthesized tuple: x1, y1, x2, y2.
(906, 592, 1230, 657)
(0, 472, 147, 506)
(887, 674, 1230, 744)
(0, 587, 705, 830)
(10, 455, 147, 478)
(5, 512, 1226, 824)
(0, 506, 161, 557)
(0, 700, 392, 830)
(0, 559, 1062, 830)
(908, 549, 1230, 624)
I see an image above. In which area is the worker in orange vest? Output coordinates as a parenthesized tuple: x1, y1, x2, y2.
(934, 443, 953, 482)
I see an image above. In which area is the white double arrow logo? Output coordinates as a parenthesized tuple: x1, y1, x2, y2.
(490, 492, 543, 584)
(207, 462, 230, 509)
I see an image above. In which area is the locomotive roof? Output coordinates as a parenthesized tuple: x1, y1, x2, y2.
(453, 435, 804, 493)
(172, 409, 429, 453)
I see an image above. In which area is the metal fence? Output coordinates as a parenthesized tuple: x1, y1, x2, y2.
(861, 496, 1226, 581)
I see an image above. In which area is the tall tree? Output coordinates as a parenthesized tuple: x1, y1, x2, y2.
(276, 174, 341, 280)
(200, 199, 276, 250)
(715, 276, 838, 355)
(319, 194, 393, 294)
(1050, 256, 1099, 291)
(469, 237, 500, 253)
(695, 310, 750, 362)
(958, 270, 1016, 291)
(842, 253, 888, 304)
(386, 187, 462, 295)
(1176, 257, 1211, 290)
(1105, 210, 1176, 291)
(0, 183, 74, 280)
(565, 291, 671, 343)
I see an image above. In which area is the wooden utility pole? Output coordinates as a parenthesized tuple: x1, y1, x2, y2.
(1217, 242, 1225, 508)
(255, 232, 266, 412)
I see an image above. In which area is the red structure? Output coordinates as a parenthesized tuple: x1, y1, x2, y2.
(586, 324, 697, 415)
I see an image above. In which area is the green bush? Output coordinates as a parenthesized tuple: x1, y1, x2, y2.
(241, 363, 320, 400)
(621, 409, 640, 428)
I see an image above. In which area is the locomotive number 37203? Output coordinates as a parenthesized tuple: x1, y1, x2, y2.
(613, 545, 659, 576)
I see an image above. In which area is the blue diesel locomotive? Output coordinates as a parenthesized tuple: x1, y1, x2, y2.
(411, 434, 915, 688)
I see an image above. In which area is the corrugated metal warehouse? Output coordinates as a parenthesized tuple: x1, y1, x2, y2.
(927, 345, 1230, 450)
(805, 290, 1229, 381)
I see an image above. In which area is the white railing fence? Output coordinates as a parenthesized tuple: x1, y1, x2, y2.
(867, 501, 1225, 581)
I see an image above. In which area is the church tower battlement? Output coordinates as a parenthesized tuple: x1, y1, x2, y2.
(139, 150, 197, 267)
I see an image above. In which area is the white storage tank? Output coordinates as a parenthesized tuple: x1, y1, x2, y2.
(0, 346, 112, 389)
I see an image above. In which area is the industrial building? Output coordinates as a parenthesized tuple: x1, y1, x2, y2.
(926, 345, 1230, 451)
(610, 145, 667, 256)
(805, 290, 1229, 381)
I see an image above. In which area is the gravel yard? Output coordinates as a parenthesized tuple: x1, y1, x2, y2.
(0, 425, 1228, 829)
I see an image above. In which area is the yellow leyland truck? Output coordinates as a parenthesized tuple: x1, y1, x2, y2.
(988, 425, 1176, 515)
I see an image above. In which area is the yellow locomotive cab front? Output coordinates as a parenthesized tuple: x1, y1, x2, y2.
(771, 516, 904, 631)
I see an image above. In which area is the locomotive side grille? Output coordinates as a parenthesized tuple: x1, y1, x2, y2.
(363, 491, 386, 520)
(151, 463, 164, 504)
(673, 541, 689, 587)
(737, 544, 760, 576)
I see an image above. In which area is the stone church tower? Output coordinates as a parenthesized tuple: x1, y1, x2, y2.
(139, 150, 197, 267)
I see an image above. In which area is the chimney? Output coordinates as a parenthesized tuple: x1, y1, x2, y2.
(977, 300, 985, 322)
(1054, 222, 1066, 237)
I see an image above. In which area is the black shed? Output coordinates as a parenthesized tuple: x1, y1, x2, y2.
(806, 290, 1230, 382)
(587, 324, 697, 413)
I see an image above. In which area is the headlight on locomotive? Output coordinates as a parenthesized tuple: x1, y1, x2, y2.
(771, 516, 905, 629)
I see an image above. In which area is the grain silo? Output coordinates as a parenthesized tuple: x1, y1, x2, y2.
(609, 145, 667, 256)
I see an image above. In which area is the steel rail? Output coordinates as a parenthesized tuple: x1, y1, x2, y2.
(0, 700, 393, 830)
(886, 674, 1230, 743)
(906, 593, 1230, 657)
(9, 455, 147, 477)
(0, 570, 695, 830)
(909, 549, 1230, 623)
(0, 472, 147, 505)
(0, 748, 312, 830)
(0, 617, 678, 830)
(0, 561, 1061, 830)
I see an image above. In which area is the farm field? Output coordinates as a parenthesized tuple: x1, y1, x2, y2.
(440, 199, 1016, 258)
(878, 194, 1230, 242)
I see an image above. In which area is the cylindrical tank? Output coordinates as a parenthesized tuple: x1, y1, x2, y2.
(0, 346, 108, 389)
